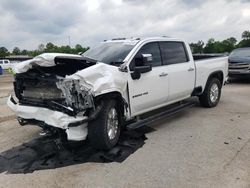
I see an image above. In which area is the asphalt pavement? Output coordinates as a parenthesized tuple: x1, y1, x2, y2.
(0, 75, 250, 188)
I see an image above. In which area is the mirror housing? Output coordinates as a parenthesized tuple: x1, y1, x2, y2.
(135, 53, 153, 67)
(131, 54, 152, 80)
(142, 54, 153, 64)
(134, 65, 152, 74)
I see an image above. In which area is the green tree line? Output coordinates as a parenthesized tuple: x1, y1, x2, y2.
(1, 30, 250, 57)
(190, 30, 250, 54)
(0, 43, 89, 57)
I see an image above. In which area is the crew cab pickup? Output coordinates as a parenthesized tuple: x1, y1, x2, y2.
(7, 37, 228, 149)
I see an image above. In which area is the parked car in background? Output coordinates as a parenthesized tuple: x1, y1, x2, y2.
(0, 59, 17, 70)
(228, 48, 250, 77)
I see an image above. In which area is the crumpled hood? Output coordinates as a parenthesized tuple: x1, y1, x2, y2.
(64, 63, 128, 96)
(13, 53, 82, 74)
(14, 52, 128, 97)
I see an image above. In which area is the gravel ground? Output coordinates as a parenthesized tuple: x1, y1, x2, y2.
(0, 74, 250, 188)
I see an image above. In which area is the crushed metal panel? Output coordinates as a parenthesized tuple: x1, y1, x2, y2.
(66, 63, 128, 96)
(7, 95, 87, 129)
(13, 53, 82, 74)
(56, 79, 94, 113)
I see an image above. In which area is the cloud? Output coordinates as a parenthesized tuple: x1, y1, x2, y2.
(0, 0, 250, 51)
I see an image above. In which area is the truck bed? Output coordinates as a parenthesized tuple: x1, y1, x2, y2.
(194, 56, 228, 91)
(193, 54, 227, 61)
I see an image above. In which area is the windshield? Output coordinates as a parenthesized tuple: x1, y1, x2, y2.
(230, 48, 250, 57)
(83, 42, 136, 65)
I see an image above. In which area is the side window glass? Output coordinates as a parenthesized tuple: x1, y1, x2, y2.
(0, 61, 3, 64)
(4, 60, 9, 64)
(130, 42, 162, 70)
(160, 42, 189, 65)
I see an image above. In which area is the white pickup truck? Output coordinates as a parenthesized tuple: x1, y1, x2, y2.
(7, 37, 228, 149)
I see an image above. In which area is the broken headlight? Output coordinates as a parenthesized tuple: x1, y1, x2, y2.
(56, 79, 94, 113)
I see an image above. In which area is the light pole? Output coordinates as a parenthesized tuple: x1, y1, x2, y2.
(68, 36, 71, 47)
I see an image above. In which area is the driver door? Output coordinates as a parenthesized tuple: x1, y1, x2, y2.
(128, 42, 169, 116)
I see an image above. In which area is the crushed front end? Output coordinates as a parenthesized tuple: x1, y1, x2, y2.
(7, 54, 98, 141)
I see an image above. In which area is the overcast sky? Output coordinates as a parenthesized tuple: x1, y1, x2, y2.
(0, 0, 250, 51)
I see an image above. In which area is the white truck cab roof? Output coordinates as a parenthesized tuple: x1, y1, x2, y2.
(103, 36, 184, 44)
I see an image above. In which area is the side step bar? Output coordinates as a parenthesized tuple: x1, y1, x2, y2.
(127, 101, 196, 130)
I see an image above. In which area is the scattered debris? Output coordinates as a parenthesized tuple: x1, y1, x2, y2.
(237, 137, 242, 140)
(0, 126, 155, 174)
(224, 142, 229, 145)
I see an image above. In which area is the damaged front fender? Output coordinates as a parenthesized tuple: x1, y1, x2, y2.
(56, 79, 95, 114)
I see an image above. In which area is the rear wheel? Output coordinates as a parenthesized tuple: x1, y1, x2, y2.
(88, 99, 121, 150)
(199, 78, 222, 108)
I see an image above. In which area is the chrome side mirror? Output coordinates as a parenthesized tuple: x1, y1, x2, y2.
(142, 54, 153, 64)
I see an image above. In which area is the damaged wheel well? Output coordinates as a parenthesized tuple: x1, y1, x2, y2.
(95, 92, 127, 122)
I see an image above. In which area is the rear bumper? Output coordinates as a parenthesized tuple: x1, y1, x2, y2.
(7, 95, 89, 141)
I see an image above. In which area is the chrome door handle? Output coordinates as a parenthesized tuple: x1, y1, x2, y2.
(159, 72, 168, 77)
(188, 67, 195, 72)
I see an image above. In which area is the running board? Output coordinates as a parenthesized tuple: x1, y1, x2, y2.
(127, 101, 196, 130)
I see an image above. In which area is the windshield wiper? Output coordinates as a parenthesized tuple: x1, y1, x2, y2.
(110, 61, 123, 66)
(81, 55, 98, 63)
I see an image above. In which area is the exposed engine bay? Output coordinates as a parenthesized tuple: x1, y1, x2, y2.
(14, 55, 97, 116)
(7, 52, 128, 143)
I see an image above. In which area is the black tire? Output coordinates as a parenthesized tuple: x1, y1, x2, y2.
(199, 78, 222, 108)
(88, 99, 121, 150)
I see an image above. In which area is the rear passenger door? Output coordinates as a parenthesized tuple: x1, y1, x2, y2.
(159, 42, 195, 101)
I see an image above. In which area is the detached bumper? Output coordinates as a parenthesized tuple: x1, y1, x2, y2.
(7, 95, 89, 141)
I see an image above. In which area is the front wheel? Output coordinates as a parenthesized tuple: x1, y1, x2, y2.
(88, 99, 121, 150)
(199, 78, 222, 108)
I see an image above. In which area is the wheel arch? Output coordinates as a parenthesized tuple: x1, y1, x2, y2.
(94, 91, 128, 120)
(200, 70, 224, 94)
(207, 71, 224, 86)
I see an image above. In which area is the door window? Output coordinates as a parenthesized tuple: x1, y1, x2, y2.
(130, 42, 162, 70)
(160, 42, 189, 65)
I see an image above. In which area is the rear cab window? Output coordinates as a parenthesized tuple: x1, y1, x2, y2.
(159, 42, 189, 65)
